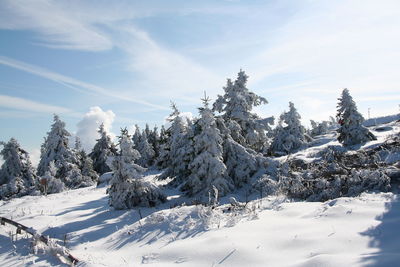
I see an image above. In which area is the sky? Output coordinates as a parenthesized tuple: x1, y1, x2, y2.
(1, 0, 400, 166)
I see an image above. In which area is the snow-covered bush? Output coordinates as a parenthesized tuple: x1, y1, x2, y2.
(41, 161, 66, 194)
(336, 88, 376, 146)
(277, 151, 391, 201)
(270, 102, 309, 155)
(0, 138, 38, 199)
(252, 174, 279, 197)
(108, 129, 165, 209)
(309, 120, 329, 136)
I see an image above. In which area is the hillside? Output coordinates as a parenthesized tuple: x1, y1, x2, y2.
(0, 120, 399, 266)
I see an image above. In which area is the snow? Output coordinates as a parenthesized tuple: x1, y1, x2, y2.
(277, 120, 400, 164)
(1, 119, 400, 266)
(1, 179, 400, 266)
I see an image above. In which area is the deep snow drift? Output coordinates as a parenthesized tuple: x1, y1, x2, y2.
(0, 120, 400, 266)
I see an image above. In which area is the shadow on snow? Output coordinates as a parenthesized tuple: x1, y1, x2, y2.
(360, 194, 400, 266)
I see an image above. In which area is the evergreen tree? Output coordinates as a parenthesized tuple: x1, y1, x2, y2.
(156, 125, 170, 169)
(75, 138, 99, 184)
(148, 126, 160, 160)
(144, 124, 151, 140)
(0, 138, 38, 199)
(336, 88, 376, 146)
(132, 124, 142, 149)
(182, 95, 233, 198)
(89, 123, 117, 175)
(213, 70, 274, 152)
(108, 129, 165, 209)
(136, 131, 155, 167)
(158, 103, 194, 182)
(309, 120, 329, 137)
(270, 102, 308, 155)
(37, 115, 96, 189)
(216, 117, 260, 187)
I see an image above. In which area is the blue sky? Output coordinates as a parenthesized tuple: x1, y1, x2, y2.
(1, 0, 400, 165)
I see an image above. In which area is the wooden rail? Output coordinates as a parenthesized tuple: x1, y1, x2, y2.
(0, 216, 79, 264)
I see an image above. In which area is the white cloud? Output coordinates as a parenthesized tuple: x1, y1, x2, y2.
(0, 1, 223, 106)
(0, 56, 168, 111)
(76, 107, 115, 152)
(0, 94, 76, 115)
(29, 148, 41, 168)
(115, 26, 221, 103)
(0, 0, 112, 51)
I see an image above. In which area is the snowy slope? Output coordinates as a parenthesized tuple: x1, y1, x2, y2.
(1, 184, 399, 266)
(1, 120, 400, 266)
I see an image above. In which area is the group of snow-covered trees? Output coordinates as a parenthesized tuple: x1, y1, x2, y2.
(0, 70, 380, 206)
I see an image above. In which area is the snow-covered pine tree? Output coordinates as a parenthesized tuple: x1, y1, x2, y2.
(108, 128, 165, 209)
(182, 94, 233, 198)
(156, 125, 170, 169)
(309, 120, 329, 137)
(148, 126, 160, 160)
(213, 70, 274, 152)
(157, 103, 189, 178)
(37, 115, 96, 189)
(270, 102, 308, 155)
(336, 88, 376, 146)
(136, 131, 155, 167)
(132, 124, 142, 150)
(144, 124, 151, 140)
(215, 117, 260, 187)
(75, 137, 99, 184)
(159, 105, 195, 183)
(89, 123, 117, 175)
(0, 138, 38, 199)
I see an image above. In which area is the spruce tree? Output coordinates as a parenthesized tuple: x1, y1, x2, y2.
(270, 102, 308, 155)
(337, 88, 376, 146)
(148, 126, 160, 160)
(183, 94, 233, 198)
(156, 125, 170, 169)
(136, 131, 155, 167)
(37, 115, 96, 189)
(75, 138, 99, 184)
(132, 124, 142, 150)
(108, 128, 165, 209)
(158, 103, 195, 183)
(213, 70, 274, 152)
(0, 138, 38, 199)
(309, 120, 329, 137)
(216, 117, 260, 187)
(89, 123, 117, 175)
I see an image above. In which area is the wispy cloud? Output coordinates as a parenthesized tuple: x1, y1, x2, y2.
(0, 56, 169, 110)
(0, 0, 225, 106)
(113, 25, 222, 103)
(0, 94, 77, 115)
(1, 0, 399, 123)
(0, 0, 112, 51)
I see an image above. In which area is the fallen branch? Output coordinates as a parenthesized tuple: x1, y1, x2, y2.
(0, 216, 79, 265)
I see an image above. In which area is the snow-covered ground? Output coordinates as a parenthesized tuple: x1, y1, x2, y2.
(1, 185, 399, 266)
(1, 119, 399, 266)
